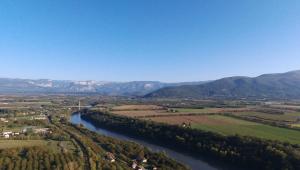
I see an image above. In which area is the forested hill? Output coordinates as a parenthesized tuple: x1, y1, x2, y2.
(145, 70, 300, 99)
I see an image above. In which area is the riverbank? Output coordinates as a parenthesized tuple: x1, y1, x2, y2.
(71, 113, 219, 170)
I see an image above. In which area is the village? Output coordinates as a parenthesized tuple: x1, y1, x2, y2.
(1, 127, 52, 139)
(0, 110, 51, 139)
(105, 151, 157, 170)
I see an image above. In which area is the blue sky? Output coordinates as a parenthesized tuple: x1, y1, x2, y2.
(0, 0, 299, 82)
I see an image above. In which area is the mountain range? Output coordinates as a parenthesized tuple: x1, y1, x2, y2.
(0, 78, 204, 96)
(145, 70, 300, 99)
(1, 70, 300, 99)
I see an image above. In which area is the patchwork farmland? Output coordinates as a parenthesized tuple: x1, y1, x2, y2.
(109, 104, 300, 145)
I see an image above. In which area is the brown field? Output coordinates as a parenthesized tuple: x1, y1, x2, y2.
(0, 140, 47, 149)
(143, 115, 237, 125)
(111, 106, 253, 118)
(112, 110, 171, 117)
(175, 107, 252, 114)
(111, 104, 163, 111)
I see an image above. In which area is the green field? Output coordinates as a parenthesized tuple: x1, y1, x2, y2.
(191, 115, 300, 144)
(233, 111, 300, 122)
(292, 124, 300, 128)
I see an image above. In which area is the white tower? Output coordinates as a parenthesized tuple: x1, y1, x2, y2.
(78, 100, 81, 110)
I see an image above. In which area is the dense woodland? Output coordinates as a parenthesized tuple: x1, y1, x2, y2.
(82, 110, 300, 170)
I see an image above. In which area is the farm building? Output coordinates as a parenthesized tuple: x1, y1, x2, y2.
(106, 152, 115, 162)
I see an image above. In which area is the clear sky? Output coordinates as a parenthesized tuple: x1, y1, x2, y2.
(0, 0, 299, 82)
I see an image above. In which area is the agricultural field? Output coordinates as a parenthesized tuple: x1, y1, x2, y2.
(111, 104, 164, 111)
(0, 140, 75, 152)
(0, 140, 46, 149)
(110, 104, 252, 118)
(269, 104, 300, 110)
(144, 115, 300, 144)
(174, 107, 251, 114)
(291, 124, 300, 128)
(112, 110, 172, 117)
(232, 111, 300, 124)
(111, 104, 173, 117)
(109, 104, 300, 144)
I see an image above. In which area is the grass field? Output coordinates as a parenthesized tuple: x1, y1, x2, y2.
(233, 111, 300, 123)
(0, 140, 47, 149)
(146, 115, 300, 144)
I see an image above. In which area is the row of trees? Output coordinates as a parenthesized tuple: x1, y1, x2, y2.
(82, 110, 300, 170)
(0, 146, 83, 170)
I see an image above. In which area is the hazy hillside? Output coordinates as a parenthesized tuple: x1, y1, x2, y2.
(145, 70, 300, 99)
(0, 78, 204, 96)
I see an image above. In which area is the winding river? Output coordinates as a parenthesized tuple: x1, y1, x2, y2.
(70, 113, 220, 170)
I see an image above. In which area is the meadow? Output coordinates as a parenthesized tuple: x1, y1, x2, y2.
(145, 115, 300, 144)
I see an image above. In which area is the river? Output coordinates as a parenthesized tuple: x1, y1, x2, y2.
(70, 113, 220, 170)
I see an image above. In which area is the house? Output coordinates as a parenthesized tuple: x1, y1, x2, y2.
(22, 126, 34, 133)
(106, 152, 115, 162)
(2, 131, 13, 138)
(3, 131, 13, 136)
(181, 122, 191, 128)
(131, 160, 138, 169)
(0, 118, 8, 123)
(142, 158, 147, 163)
(137, 166, 145, 170)
(34, 114, 47, 120)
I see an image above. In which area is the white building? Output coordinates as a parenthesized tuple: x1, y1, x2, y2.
(2, 132, 13, 139)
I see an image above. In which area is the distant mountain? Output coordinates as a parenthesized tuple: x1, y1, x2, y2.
(145, 70, 300, 99)
(0, 78, 205, 96)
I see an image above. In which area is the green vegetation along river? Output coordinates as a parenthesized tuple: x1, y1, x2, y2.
(70, 113, 219, 170)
